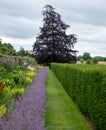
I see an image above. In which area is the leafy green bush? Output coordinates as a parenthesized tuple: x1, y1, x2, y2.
(91, 57, 98, 64)
(51, 63, 106, 130)
(80, 58, 84, 63)
(86, 59, 91, 64)
(0, 66, 7, 78)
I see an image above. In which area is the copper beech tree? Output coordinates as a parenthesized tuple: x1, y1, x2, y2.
(32, 5, 77, 64)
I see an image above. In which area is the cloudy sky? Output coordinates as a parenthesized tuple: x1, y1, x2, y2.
(0, 0, 106, 56)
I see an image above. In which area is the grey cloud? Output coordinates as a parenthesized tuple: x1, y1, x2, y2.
(0, 0, 106, 56)
(75, 41, 106, 56)
(68, 22, 106, 44)
(0, 0, 44, 39)
(0, 14, 42, 38)
(46, 0, 106, 26)
(0, 0, 43, 19)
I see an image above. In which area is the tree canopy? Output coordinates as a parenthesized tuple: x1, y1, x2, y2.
(0, 39, 31, 57)
(82, 52, 91, 60)
(0, 40, 16, 56)
(32, 5, 77, 64)
(16, 47, 31, 57)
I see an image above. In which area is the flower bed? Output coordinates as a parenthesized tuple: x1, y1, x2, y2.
(0, 68, 47, 130)
(0, 56, 39, 119)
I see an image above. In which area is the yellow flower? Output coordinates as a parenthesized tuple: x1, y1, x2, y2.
(0, 105, 6, 118)
(26, 71, 36, 78)
(6, 79, 10, 83)
(26, 77, 32, 84)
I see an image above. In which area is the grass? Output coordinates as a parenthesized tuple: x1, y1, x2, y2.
(45, 69, 92, 130)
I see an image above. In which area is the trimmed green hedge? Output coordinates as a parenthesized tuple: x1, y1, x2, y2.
(51, 63, 106, 130)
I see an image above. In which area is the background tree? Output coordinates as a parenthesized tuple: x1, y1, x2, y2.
(32, 5, 77, 64)
(82, 52, 91, 61)
(0, 39, 31, 57)
(16, 47, 31, 57)
(77, 55, 82, 61)
(0, 41, 16, 56)
(94, 56, 106, 61)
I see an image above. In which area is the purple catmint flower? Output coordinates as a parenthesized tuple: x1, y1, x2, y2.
(0, 68, 47, 130)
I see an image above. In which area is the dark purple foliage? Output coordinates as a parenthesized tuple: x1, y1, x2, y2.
(32, 5, 77, 65)
(0, 68, 47, 130)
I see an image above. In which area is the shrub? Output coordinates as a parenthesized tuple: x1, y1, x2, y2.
(91, 57, 98, 64)
(0, 66, 7, 78)
(26, 77, 32, 84)
(86, 59, 91, 64)
(51, 63, 106, 130)
(26, 71, 36, 78)
(80, 58, 84, 63)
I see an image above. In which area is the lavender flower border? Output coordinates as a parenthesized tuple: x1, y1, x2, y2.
(0, 68, 47, 130)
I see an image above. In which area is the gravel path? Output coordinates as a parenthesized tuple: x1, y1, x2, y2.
(0, 68, 47, 130)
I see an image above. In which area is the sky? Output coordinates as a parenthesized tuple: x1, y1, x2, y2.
(0, 0, 106, 56)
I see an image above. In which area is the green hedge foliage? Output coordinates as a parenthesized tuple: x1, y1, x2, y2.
(51, 63, 106, 130)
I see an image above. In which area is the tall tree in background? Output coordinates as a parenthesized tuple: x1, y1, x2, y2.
(82, 52, 91, 60)
(32, 5, 77, 64)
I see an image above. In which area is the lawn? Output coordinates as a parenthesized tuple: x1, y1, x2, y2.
(45, 69, 92, 130)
